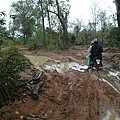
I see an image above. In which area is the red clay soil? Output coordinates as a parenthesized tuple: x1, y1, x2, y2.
(0, 45, 120, 120)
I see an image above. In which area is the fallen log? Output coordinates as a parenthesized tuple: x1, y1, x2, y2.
(32, 80, 45, 100)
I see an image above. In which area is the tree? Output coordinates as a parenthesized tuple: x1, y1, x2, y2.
(0, 11, 7, 39)
(38, 0, 46, 46)
(45, 0, 53, 42)
(8, 0, 72, 49)
(0, 11, 11, 46)
(115, 0, 120, 30)
(0, 11, 6, 48)
(56, 0, 70, 43)
(90, 0, 99, 37)
(48, 0, 70, 45)
(0, 11, 6, 26)
(97, 9, 108, 44)
(72, 18, 82, 38)
(10, 0, 36, 44)
(107, 27, 120, 46)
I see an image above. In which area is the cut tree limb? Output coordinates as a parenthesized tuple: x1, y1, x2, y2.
(32, 80, 45, 100)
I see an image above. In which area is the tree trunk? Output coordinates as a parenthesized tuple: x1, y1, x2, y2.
(115, 0, 120, 29)
(40, 0, 46, 46)
(23, 34, 27, 45)
(56, 0, 69, 43)
(46, 2, 53, 42)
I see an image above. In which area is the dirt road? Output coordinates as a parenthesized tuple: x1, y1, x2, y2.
(0, 45, 120, 120)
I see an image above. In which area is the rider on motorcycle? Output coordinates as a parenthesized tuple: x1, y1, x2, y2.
(87, 40, 94, 67)
(88, 38, 103, 68)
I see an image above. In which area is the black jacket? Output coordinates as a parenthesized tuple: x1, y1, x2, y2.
(91, 43, 103, 57)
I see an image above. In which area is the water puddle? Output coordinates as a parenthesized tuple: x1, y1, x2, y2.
(24, 55, 88, 73)
(102, 110, 120, 120)
(24, 55, 120, 76)
(44, 62, 88, 73)
(108, 71, 120, 80)
(24, 55, 49, 70)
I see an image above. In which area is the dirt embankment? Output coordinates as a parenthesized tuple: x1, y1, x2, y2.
(0, 45, 120, 120)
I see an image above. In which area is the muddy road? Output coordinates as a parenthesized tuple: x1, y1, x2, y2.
(0, 45, 120, 120)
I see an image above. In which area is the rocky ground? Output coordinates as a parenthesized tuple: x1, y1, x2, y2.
(0, 45, 120, 120)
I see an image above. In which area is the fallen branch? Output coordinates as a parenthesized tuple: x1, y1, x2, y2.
(32, 80, 45, 100)
(23, 113, 47, 120)
(25, 117, 42, 120)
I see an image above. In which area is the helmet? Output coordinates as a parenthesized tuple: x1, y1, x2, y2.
(90, 40, 94, 45)
(93, 38, 98, 43)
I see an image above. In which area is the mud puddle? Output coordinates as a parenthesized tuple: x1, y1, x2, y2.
(44, 62, 88, 73)
(24, 55, 49, 70)
(102, 110, 119, 120)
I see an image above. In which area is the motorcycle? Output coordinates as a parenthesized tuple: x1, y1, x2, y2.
(87, 56, 101, 71)
(93, 56, 101, 71)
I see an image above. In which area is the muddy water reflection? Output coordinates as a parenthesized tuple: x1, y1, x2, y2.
(102, 110, 119, 120)
(109, 71, 120, 80)
(44, 62, 88, 73)
(24, 55, 88, 72)
(24, 55, 49, 70)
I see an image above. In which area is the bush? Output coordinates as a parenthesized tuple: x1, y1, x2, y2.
(107, 27, 120, 47)
(0, 47, 30, 88)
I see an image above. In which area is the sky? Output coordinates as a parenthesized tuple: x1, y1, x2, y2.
(69, 0, 116, 23)
(0, 0, 116, 27)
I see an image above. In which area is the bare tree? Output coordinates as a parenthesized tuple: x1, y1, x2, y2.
(90, 0, 99, 37)
(73, 18, 82, 38)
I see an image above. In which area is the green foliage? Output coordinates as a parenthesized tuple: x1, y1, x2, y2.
(70, 34, 76, 44)
(8, 0, 71, 49)
(27, 37, 41, 50)
(27, 26, 44, 50)
(45, 27, 59, 46)
(27, 26, 61, 50)
(0, 11, 14, 47)
(0, 11, 6, 25)
(10, 0, 36, 44)
(0, 47, 30, 88)
(0, 12, 7, 48)
(107, 27, 120, 47)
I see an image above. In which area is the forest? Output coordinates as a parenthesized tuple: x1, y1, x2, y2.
(0, 0, 120, 49)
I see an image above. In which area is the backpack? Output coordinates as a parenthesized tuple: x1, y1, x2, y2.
(91, 44, 102, 57)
